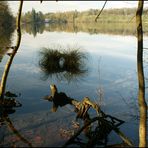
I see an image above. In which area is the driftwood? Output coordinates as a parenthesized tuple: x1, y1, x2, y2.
(44, 84, 101, 117)
(44, 84, 133, 147)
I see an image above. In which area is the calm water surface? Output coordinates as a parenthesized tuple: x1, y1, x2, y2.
(0, 28, 148, 146)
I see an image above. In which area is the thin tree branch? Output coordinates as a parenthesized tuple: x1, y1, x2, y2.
(0, 0, 23, 99)
(95, 0, 107, 22)
(128, 15, 136, 23)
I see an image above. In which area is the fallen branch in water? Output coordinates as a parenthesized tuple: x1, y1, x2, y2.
(44, 84, 133, 147)
(63, 116, 133, 147)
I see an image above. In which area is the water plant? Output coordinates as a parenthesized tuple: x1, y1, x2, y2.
(39, 45, 87, 82)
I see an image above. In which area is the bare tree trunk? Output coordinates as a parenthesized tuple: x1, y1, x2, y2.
(136, 0, 147, 147)
(0, 0, 23, 99)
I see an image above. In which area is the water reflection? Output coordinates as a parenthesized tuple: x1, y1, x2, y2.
(2, 29, 139, 146)
(0, 3, 147, 146)
(43, 84, 134, 147)
(0, 92, 20, 120)
(22, 22, 138, 36)
(0, 92, 32, 147)
(22, 23, 45, 37)
(38, 46, 87, 82)
(1, 116, 32, 147)
(0, 1, 31, 147)
(0, 28, 141, 147)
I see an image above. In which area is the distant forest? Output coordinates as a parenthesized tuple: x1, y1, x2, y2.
(20, 7, 148, 37)
(21, 7, 148, 24)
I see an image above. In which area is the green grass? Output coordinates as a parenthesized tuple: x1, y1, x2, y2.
(38, 46, 87, 82)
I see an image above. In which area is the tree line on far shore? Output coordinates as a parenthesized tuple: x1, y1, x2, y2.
(21, 7, 148, 24)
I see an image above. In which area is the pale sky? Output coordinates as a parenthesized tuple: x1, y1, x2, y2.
(8, 1, 141, 16)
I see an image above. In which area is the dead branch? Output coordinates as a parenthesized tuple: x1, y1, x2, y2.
(63, 117, 133, 147)
(44, 84, 132, 147)
(95, 0, 107, 22)
(128, 15, 136, 23)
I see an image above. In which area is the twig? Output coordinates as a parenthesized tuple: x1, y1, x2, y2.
(128, 15, 136, 23)
(95, 0, 107, 22)
(113, 128, 133, 147)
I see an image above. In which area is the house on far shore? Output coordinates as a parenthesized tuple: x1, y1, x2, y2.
(44, 19, 50, 23)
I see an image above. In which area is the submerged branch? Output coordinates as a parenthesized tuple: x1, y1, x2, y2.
(63, 116, 133, 147)
(44, 84, 132, 147)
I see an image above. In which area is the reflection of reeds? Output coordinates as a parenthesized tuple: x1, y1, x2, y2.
(39, 46, 87, 81)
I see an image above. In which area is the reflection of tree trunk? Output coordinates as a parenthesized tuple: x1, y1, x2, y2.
(136, 1, 147, 147)
(0, 1, 23, 100)
(4, 117, 32, 147)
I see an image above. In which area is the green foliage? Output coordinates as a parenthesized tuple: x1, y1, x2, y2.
(21, 7, 148, 36)
(0, 1, 14, 48)
(22, 8, 45, 23)
(44, 8, 137, 23)
(22, 8, 144, 25)
(0, 1, 14, 29)
(21, 7, 148, 25)
(38, 46, 87, 81)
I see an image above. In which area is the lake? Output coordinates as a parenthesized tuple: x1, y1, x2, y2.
(0, 23, 148, 147)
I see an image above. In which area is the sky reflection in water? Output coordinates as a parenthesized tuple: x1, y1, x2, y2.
(1, 29, 147, 146)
